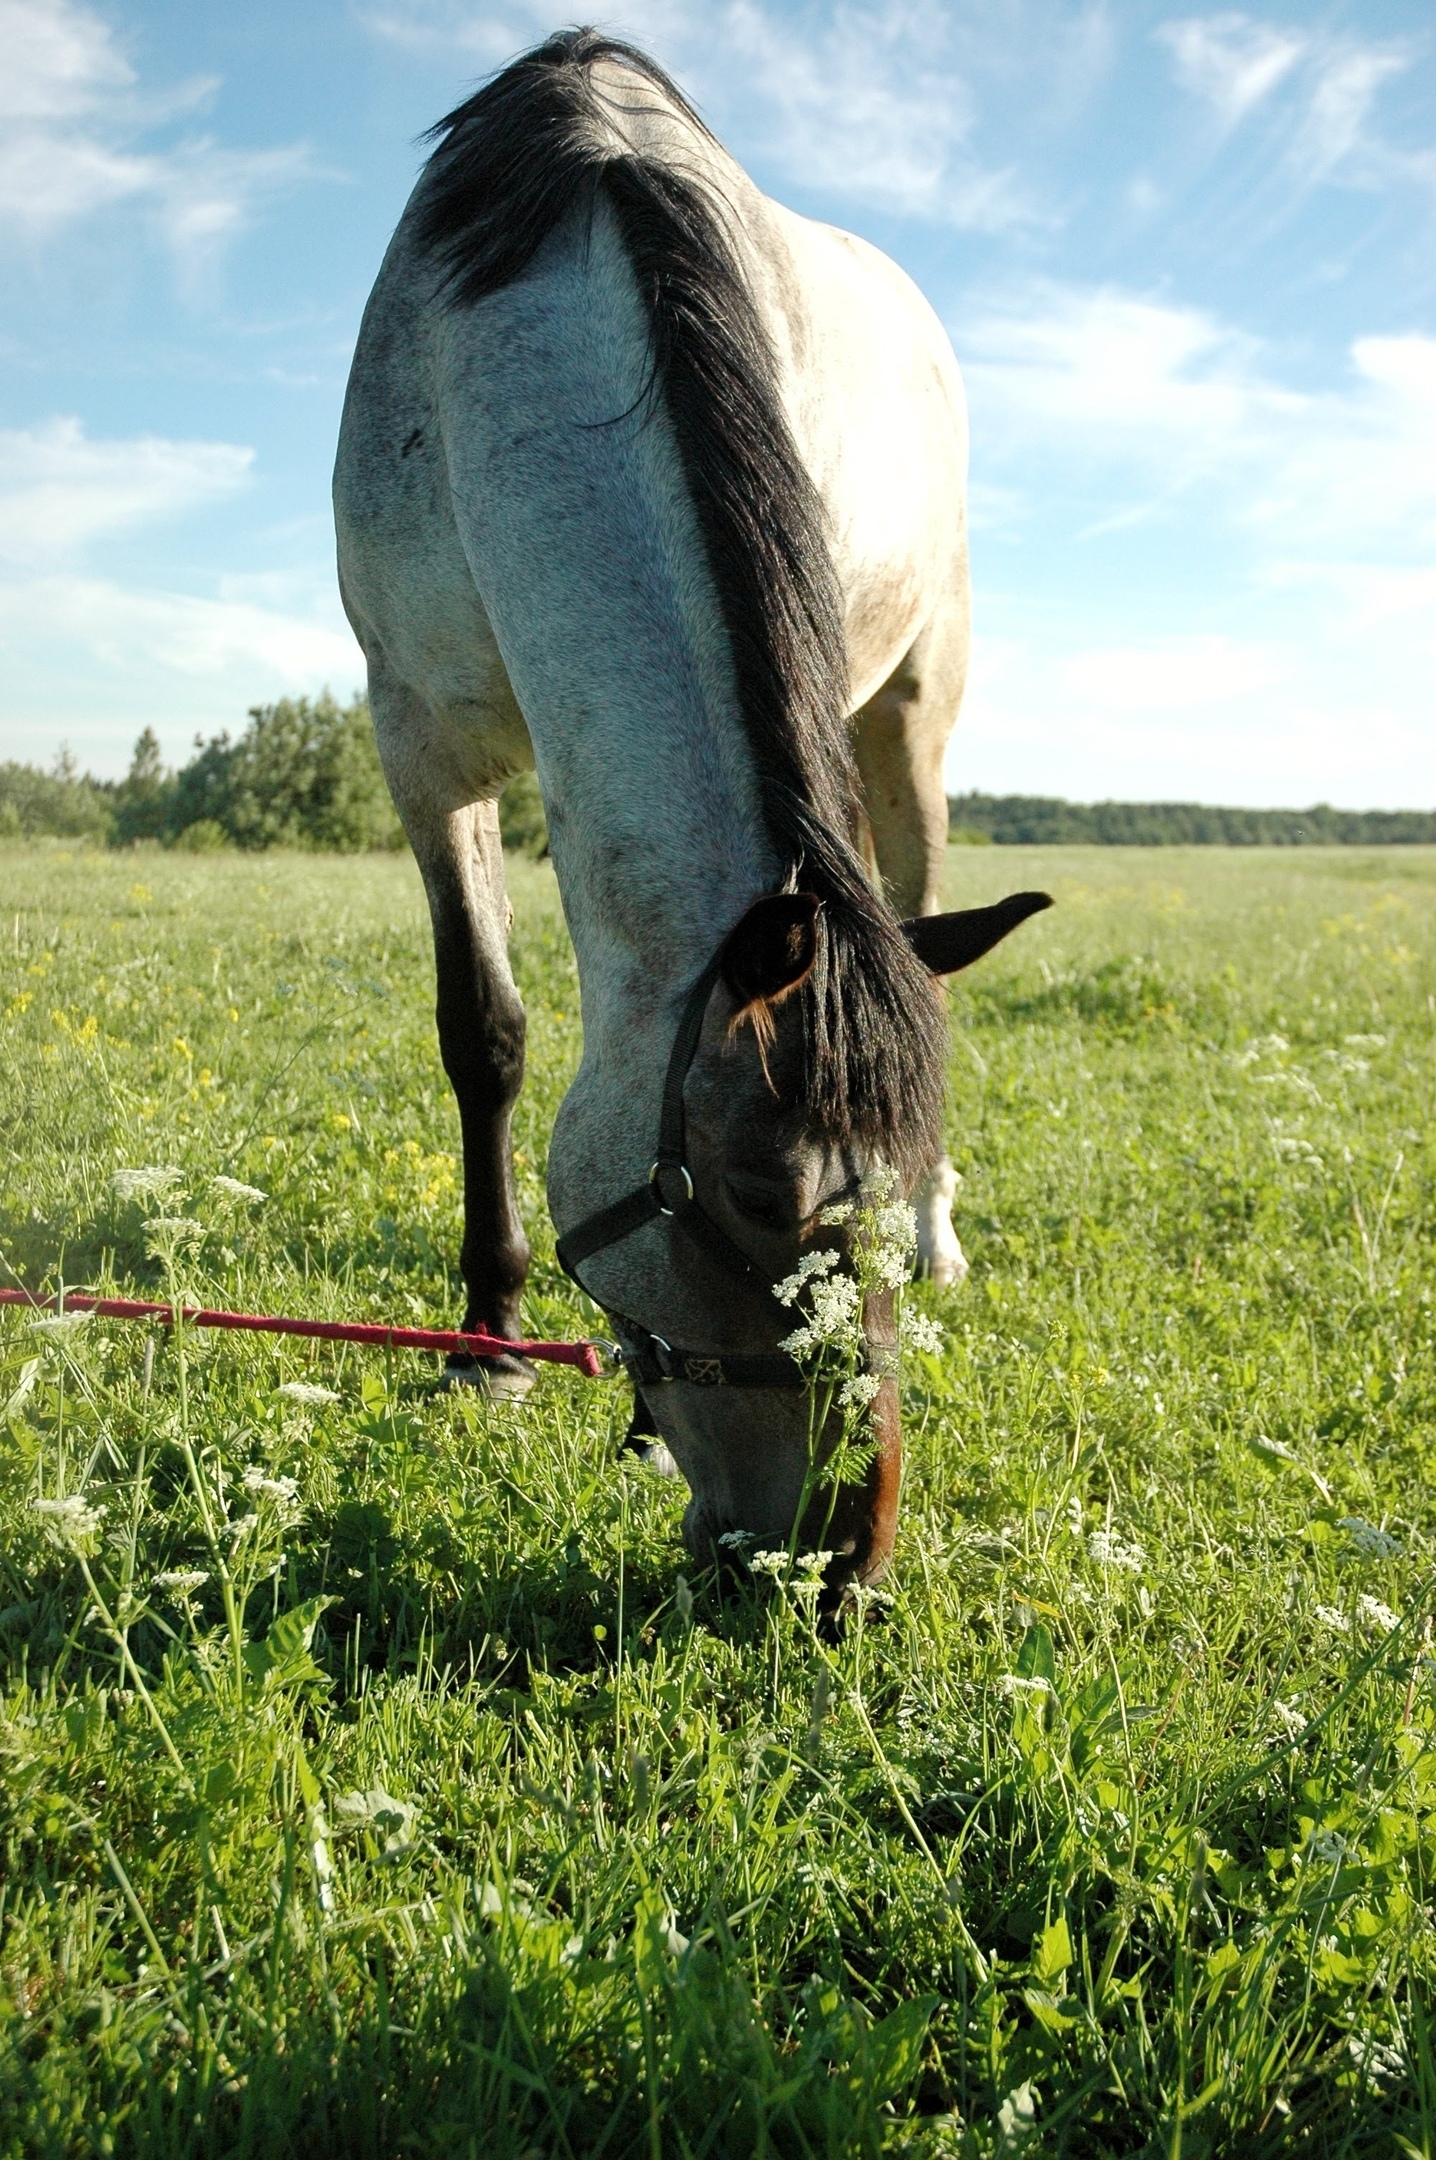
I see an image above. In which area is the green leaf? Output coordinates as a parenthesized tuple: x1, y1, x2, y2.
(1015, 1622, 1056, 1688)
(858, 1994, 939, 2102)
(243, 1595, 336, 1691)
(1032, 1913, 1072, 1983)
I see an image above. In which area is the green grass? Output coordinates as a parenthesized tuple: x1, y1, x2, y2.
(2, 839, 1435, 2158)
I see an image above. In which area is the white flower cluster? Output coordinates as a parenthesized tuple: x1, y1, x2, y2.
(1357, 1593, 1400, 1634)
(31, 1494, 105, 1551)
(242, 1467, 300, 1505)
(1269, 1698, 1308, 1740)
(111, 1165, 183, 1203)
(900, 1309, 945, 1357)
(748, 1547, 833, 1579)
(211, 1176, 267, 1204)
(838, 1371, 882, 1411)
(1088, 1530, 1146, 1572)
(276, 1381, 340, 1406)
(773, 1247, 842, 1307)
(144, 1216, 205, 1260)
(153, 1568, 210, 1595)
(28, 1311, 92, 1337)
(863, 1197, 917, 1290)
(777, 1269, 862, 1360)
(1314, 1604, 1350, 1633)
(1340, 1516, 1400, 1560)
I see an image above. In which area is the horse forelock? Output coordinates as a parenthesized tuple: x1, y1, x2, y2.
(417, 28, 947, 1181)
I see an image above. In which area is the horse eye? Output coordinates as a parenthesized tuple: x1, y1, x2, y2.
(722, 1172, 800, 1231)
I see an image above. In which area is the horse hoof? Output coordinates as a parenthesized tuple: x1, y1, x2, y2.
(914, 1249, 969, 1288)
(441, 1352, 537, 1399)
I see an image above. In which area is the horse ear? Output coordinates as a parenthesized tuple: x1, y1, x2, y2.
(901, 891, 1053, 976)
(719, 892, 821, 1008)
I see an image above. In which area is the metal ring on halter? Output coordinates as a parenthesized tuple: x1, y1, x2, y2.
(648, 1161, 694, 1215)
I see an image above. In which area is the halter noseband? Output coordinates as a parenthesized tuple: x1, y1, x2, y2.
(555, 951, 806, 1393)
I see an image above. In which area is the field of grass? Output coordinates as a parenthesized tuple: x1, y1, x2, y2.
(2, 839, 1435, 2158)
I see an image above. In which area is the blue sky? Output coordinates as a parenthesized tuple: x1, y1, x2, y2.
(2, 0, 1432, 805)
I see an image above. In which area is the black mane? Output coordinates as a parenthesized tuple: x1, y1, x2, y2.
(417, 29, 946, 1173)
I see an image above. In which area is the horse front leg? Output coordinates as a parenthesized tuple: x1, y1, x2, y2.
(420, 802, 534, 1394)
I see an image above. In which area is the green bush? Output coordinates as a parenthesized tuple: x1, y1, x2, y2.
(499, 767, 549, 856)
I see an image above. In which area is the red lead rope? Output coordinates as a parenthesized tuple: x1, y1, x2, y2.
(0, 1287, 605, 1377)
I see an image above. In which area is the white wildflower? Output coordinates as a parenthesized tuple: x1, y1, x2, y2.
(778, 1270, 862, 1358)
(818, 1200, 854, 1226)
(153, 1569, 209, 1595)
(1340, 1516, 1400, 1560)
(796, 1550, 834, 1576)
(718, 1530, 755, 1549)
(839, 1370, 882, 1411)
(748, 1549, 791, 1577)
(1088, 1530, 1146, 1572)
(228, 1512, 259, 1547)
(28, 1311, 92, 1336)
(1314, 1605, 1350, 1634)
(900, 1309, 945, 1357)
(773, 1248, 840, 1307)
(242, 1467, 299, 1504)
(143, 1216, 204, 1260)
(276, 1381, 339, 1406)
(1001, 1673, 1055, 1697)
(111, 1166, 183, 1203)
(1357, 1593, 1400, 1634)
(1344, 1033, 1386, 1050)
(211, 1176, 267, 1204)
(1269, 1698, 1308, 1740)
(31, 1494, 104, 1551)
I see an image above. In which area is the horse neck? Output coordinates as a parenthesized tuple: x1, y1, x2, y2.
(437, 201, 779, 1105)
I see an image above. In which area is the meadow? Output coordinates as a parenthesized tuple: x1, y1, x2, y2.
(1, 838, 1434, 2158)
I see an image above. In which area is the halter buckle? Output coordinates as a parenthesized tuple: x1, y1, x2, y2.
(648, 1160, 694, 1215)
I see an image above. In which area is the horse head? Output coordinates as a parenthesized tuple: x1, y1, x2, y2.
(554, 888, 1051, 1596)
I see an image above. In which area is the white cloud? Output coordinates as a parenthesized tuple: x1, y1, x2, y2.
(2, 575, 361, 680)
(960, 286, 1436, 552)
(0, 574, 364, 773)
(951, 283, 1436, 804)
(1157, 14, 1304, 127)
(1157, 14, 1417, 197)
(0, 0, 323, 264)
(362, 0, 1037, 228)
(0, 0, 132, 121)
(0, 418, 253, 564)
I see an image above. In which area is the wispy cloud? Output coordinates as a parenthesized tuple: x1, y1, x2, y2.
(0, 0, 326, 273)
(1156, 13, 1418, 197)
(959, 283, 1436, 552)
(362, 0, 1041, 228)
(1156, 14, 1304, 128)
(0, 418, 253, 563)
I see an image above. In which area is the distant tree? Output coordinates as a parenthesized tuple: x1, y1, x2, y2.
(111, 727, 179, 845)
(0, 750, 112, 841)
(499, 768, 549, 856)
(169, 693, 405, 852)
(947, 792, 1436, 846)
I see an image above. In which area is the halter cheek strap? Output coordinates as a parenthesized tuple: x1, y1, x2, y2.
(554, 953, 806, 1392)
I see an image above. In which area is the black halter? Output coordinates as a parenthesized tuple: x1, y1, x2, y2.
(555, 952, 806, 1394)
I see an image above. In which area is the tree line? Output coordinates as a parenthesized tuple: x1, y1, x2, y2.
(3, 711, 1431, 853)
(0, 695, 548, 855)
(948, 792, 1436, 847)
